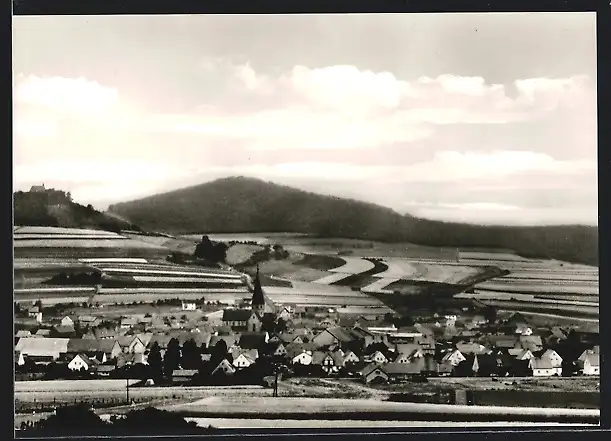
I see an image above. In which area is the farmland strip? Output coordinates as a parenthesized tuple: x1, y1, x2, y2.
(331, 258, 389, 287)
(312, 273, 352, 284)
(361, 278, 399, 294)
(329, 257, 375, 274)
(97, 267, 242, 278)
(131, 275, 244, 284)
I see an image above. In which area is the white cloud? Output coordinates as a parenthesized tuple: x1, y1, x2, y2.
(14, 75, 119, 115)
(11, 64, 597, 224)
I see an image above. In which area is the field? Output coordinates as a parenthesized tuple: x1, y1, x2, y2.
(13, 228, 600, 320)
(162, 396, 599, 424)
(457, 251, 599, 318)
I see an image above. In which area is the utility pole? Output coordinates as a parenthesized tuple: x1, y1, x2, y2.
(126, 377, 130, 405)
(273, 364, 279, 398)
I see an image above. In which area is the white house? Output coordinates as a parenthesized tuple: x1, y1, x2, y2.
(582, 353, 600, 375)
(529, 358, 556, 377)
(182, 302, 197, 311)
(68, 354, 94, 371)
(540, 349, 563, 375)
(508, 348, 534, 361)
(273, 343, 287, 357)
(211, 359, 237, 376)
(368, 350, 388, 364)
(442, 349, 466, 366)
(61, 316, 75, 327)
(395, 348, 424, 364)
(290, 351, 313, 365)
(232, 353, 256, 369)
(343, 350, 360, 365)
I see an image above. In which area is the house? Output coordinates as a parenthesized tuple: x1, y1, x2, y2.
(16, 330, 32, 339)
(28, 306, 42, 320)
(52, 325, 76, 337)
(15, 351, 25, 366)
(456, 342, 491, 355)
(529, 358, 557, 377)
(34, 329, 51, 337)
(61, 316, 75, 327)
(287, 345, 313, 365)
(508, 348, 534, 361)
(209, 334, 239, 353)
(384, 359, 426, 380)
(16, 337, 69, 362)
(68, 354, 97, 371)
(120, 317, 139, 330)
(118, 336, 147, 354)
(277, 306, 292, 322)
(442, 349, 466, 367)
(116, 352, 148, 368)
(343, 350, 360, 365)
(232, 351, 258, 369)
(78, 315, 101, 327)
(210, 358, 237, 376)
(394, 344, 425, 363)
(312, 326, 354, 349)
(582, 353, 600, 375)
(66, 338, 121, 363)
(515, 324, 533, 336)
(95, 364, 116, 377)
(312, 351, 340, 374)
(222, 309, 253, 330)
(360, 363, 389, 384)
(172, 369, 198, 384)
(539, 349, 563, 370)
(519, 335, 543, 352)
(182, 302, 197, 311)
(366, 350, 389, 365)
(269, 342, 288, 357)
(486, 334, 519, 350)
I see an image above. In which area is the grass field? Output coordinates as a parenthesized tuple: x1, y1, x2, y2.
(162, 396, 599, 424)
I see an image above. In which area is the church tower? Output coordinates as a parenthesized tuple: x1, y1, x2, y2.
(251, 266, 267, 316)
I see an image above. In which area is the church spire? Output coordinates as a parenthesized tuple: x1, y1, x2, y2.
(251, 265, 265, 307)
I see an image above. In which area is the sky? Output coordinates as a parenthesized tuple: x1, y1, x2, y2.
(12, 13, 598, 226)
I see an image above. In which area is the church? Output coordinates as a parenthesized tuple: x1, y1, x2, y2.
(222, 267, 277, 332)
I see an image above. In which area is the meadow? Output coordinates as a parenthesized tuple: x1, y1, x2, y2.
(13, 228, 600, 320)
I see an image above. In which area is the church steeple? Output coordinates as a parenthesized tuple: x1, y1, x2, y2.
(251, 266, 266, 311)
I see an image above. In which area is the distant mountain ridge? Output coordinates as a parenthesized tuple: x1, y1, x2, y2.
(103, 176, 596, 266)
(13, 188, 140, 233)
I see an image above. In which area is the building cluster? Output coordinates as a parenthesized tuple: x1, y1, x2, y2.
(14, 270, 600, 386)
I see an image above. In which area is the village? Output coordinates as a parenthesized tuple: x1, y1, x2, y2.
(14, 266, 600, 392)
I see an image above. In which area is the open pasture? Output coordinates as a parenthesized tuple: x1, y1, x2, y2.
(458, 291, 598, 307)
(14, 226, 122, 236)
(475, 281, 598, 295)
(163, 396, 599, 424)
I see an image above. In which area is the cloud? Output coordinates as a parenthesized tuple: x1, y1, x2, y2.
(11, 62, 597, 224)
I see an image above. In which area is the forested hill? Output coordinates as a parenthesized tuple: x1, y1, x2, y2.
(108, 177, 598, 266)
(13, 189, 140, 233)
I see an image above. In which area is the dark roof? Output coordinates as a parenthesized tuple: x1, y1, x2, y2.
(530, 358, 554, 370)
(251, 267, 266, 306)
(222, 309, 252, 322)
(238, 332, 267, 350)
(53, 325, 76, 334)
(67, 338, 117, 353)
(325, 326, 355, 343)
(383, 359, 426, 375)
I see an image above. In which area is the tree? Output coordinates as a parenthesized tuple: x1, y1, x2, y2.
(148, 342, 163, 382)
(163, 338, 181, 379)
(209, 339, 228, 364)
(181, 339, 201, 370)
(483, 306, 498, 324)
(29, 403, 109, 434)
(275, 318, 288, 333)
(34, 299, 43, 310)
